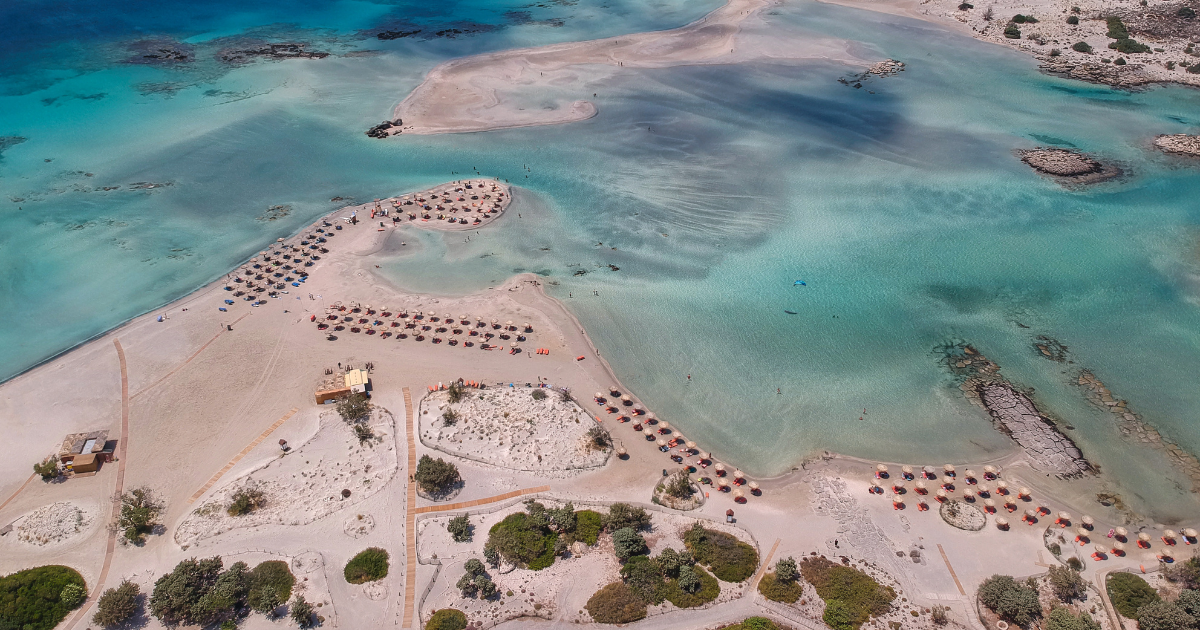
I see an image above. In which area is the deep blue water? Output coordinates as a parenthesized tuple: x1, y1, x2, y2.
(3, 0, 1200, 519)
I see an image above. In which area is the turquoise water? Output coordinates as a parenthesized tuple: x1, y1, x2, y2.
(3, 0, 1200, 518)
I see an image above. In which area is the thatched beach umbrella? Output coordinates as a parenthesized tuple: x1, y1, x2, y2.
(870, 480, 882, 492)
(893, 479, 905, 490)
(996, 517, 1009, 529)
(643, 428, 653, 437)
(1165, 530, 1179, 542)
(646, 412, 657, 422)
(1082, 515, 1094, 528)
(686, 441, 697, 450)
(617, 446, 627, 456)
(943, 464, 955, 474)
(610, 385, 621, 394)
(935, 488, 948, 500)
(901, 465, 914, 478)
(964, 469, 976, 480)
(977, 484, 989, 495)
(876, 464, 889, 474)
(923, 465, 936, 478)
(1139, 532, 1152, 543)
(996, 480, 1008, 493)
(1057, 512, 1072, 523)
(595, 392, 604, 400)
(749, 481, 760, 491)
(942, 476, 954, 487)
(1005, 497, 1017, 509)
(733, 470, 745, 480)
(656, 438, 666, 448)
(733, 489, 745, 500)
(963, 488, 976, 500)
(633, 404, 644, 412)
(1185, 528, 1198, 540)
(659, 421, 670, 431)
(984, 499, 996, 511)
(1094, 544, 1108, 555)
(1077, 527, 1090, 539)
(1017, 487, 1031, 498)
(1115, 526, 1129, 539)
(1113, 542, 1126, 554)
(915, 481, 927, 493)
(700, 451, 710, 461)
(621, 394, 631, 403)
(715, 463, 726, 473)
(717, 478, 730, 488)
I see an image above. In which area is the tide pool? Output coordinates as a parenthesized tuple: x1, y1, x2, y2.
(2, 0, 1200, 520)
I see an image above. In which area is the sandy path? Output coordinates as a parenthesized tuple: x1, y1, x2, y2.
(403, 387, 418, 629)
(390, 0, 864, 135)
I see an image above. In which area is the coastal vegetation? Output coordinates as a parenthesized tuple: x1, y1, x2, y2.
(246, 560, 295, 613)
(1106, 571, 1158, 618)
(0, 565, 87, 630)
(586, 425, 612, 450)
(1046, 607, 1101, 630)
(415, 455, 462, 496)
(116, 486, 164, 545)
(585, 581, 646, 623)
(227, 486, 266, 516)
(146, 557, 295, 624)
(448, 514, 472, 542)
(484, 501, 570, 569)
(344, 547, 390, 584)
(33, 456, 60, 480)
(719, 618, 781, 630)
(684, 523, 759, 583)
(93, 580, 141, 627)
(978, 574, 1042, 627)
(801, 556, 896, 629)
(758, 556, 803, 603)
(456, 559, 496, 598)
(1135, 600, 1194, 629)
(336, 392, 371, 422)
(1073, 41, 1093, 52)
(426, 608, 468, 630)
(575, 509, 603, 545)
(290, 595, 315, 628)
(605, 502, 651, 532)
(1048, 565, 1087, 602)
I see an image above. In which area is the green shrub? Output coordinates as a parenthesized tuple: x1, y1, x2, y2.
(1073, 41, 1093, 52)
(978, 575, 1041, 627)
(227, 486, 266, 516)
(620, 555, 665, 604)
(487, 512, 551, 567)
(426, 608, 468, 630)
(291, 595, 315, 628)
(801, 556, 896, 629)
(415, 455, 461, 495)
(1177, 589, 1200, 617)
(1012, 13, 1037, 22)
(776, 556, 798, 582)
(684, 523, 759, 583)
(1108, 572, 1159, 618)
(585, 582, 647, 624)
(1110, 38, 1150, 53)
(575, 510, 603, 545)
(663, 565, 719, 608)
(1067, 15, 1079, 24)
(1048, 565, 1086, 602)
(93, 579, 140, 628)
(1106, 16, 1130, 38)
(33, 457, 59, 480)
(1178, 6, 1197, 18)
(824, 600, 855, 630)
(150, 557, 225, 624)
(117, 486, 163, 544)
(344, 547, 389, 584)
(59, 582, 86, 609)
(758, 572, 803, 603)
(448, 515, 472, 542)
(663, 470, 694, 499)
(1190, 64, 1200, 74)
(958, 2, 974, 9)
(1136, 600, 1194, 630)
(1046, 606, 1101, 630)
(586, 425, 612, 450)
(527, 532, 559, 570)
(446, 381, 466, 403)
(0, 565, 88, 630)
(247, 560, 294, 613)
(1005, 23, 1022, 38)
(1066, 557, 1084, 570)
(725, 618, 780, 630)
(531, 389, 547, 400)
(605, 503, 651, 532)
(613, 527, 648, 560)
(336, 392, 371, 422)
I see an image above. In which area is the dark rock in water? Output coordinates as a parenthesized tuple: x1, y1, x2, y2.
(366, 119, 403, 138)
(1017, 147, 1122, 185)
(126, 39, 196, 64)
(377, 29, 423, 40)
(218, 42, 329, 65)
(127, 182, 174, 190)
(977, 382, 1092, 477)
(0, 136, 27, 161)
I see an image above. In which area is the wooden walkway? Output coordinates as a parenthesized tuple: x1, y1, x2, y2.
(65, 339, 132, 630)
(412, 486, 551, 514)
(750, 538, 782, 590)
(937, 544, 967, 596)
(187, 407, 298, 504)
(402, 387, 418, 629)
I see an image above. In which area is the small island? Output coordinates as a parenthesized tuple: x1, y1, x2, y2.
(1018, 147, 1121, 184)
(1154, 133, 1200, 157)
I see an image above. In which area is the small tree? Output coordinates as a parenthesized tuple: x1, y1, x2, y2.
(344, 547, 390, 584)
(1046, 607, 1101, 630)
(1136, 600, 1195, 630)
(978, 575, 1042, 627)
(1049, 565, 1086, 602)
(150, 557, 225, 625)
(677, 565, 701, 594)
(549, 502, 576, 533)
(586, 425, 611, 451)
(93, 580, 141, 627)
(60, 582, 87, 609)
(606, 503, 651, 531)
(447, 382, 466, 403)
(932, 605, 950, 626)
(34, 456, 60, 480)
(455, 559, 495, 599)
(291, 595, 315, 628)
(776, 556, 798, 583)
(483, 545, 500, 568)
(426, 608, 469, 630)
(531, 389, 547, 401)
(1177, 590, 1200, 618)
(612, 527, 647, 560)
(117, 486, 164, 544)
(336, 392, 371, 423)
(448, 515, 472, 542)
(663, 470, 693, 499)
(442, 407, 459, 426)
(655, 548, 693, 578)
(415, 455, 461, 495)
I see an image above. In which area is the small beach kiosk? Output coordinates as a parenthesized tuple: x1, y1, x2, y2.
(58, 430, 115, 475)
(314, 369, 371, 404)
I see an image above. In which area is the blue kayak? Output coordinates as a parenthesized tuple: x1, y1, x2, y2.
(794, 280, 806, 286)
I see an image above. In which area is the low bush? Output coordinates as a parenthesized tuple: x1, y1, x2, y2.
(801, 556, 896, 629)
(1005, 24, 1022, 38)
(527, 532, 560, 570)
(291, 595, 315, 628)
(448, 515, 472, 542)
(1067, 15, 1079, 24)
(1190, 64, 1200, 74)
(150, 557, 226, 625)
(612, 527, 647, 560)
(531, 389, 547, 401)
(344, 547, 389, 584)
(336, 392, 371, 422)
(93, 579, 140, 628)
(620, 555, 665, 604)
(958, 2, 974, 9)
(1045, 607, 1103, 630)
(1109, 38, 1150, 53)
(1012, 13, 1038, 22)
(33, 456, 59, 480)
(0, 565, 88, 630)
(758, 571, 804, 603)
(684, 523, 759, 583)
(663, 565, 719, 608)
(575, 510, 603, 545)
(585, 582, 647, 624)
(1178, 589, 1200, 617)
(117, 486, 163, 544)
(663, 470, 694, 499)
(1073, 41, 1093, 52)
(605, 503, 651, 532)
(1108, 572, 1159, 618)
(1106, 16, 1130, 38)
(723, 618, 780, 630)
(456, 559, 496, 598)
(426, 608, 468, 630)
(488, 512, 548, 567)
(415, 455, 461, 495)
(978, 574, 1041, 627)
(1178, 6, 1197, 18)
(586, 425, 612, 450)
(824, 599, 854, 630)
(1136, 600, 1194, 630)
(1048, 565, 1086, 602)
(247, 560, 294, 613)
(227, 486, 266, 516)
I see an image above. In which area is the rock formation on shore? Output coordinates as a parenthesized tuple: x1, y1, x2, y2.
(1154, 134, 1200, 157)
(217, 43, 329, 65)
(1018, 148, 1121, 184)
(976, 383, 1092, 477)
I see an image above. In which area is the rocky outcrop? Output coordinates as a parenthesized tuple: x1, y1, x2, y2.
(867, 59, 906, 76)
(1038, 61, 1155, 89)
(127, 39, 195, 64)
(1154, 134, 1200, 157)
(366, 119, 403, 138)
(976, 383, 1092, 477)
(1018, 148, 1121, 184)
(217, 43, 329, 65)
